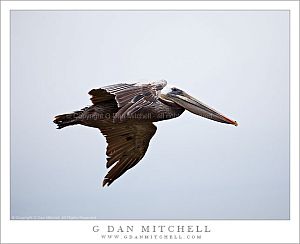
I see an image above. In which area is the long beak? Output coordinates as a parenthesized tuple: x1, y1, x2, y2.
(169, 92, 238, 126)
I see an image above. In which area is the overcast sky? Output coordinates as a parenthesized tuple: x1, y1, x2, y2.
(11, 11, 289, 219)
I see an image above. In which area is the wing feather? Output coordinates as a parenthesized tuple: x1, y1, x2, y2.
(99, 122, 157, 186)
(88, 83, 136, 105)
(113, 80, 167, 121)
(89, 80, 167, 121)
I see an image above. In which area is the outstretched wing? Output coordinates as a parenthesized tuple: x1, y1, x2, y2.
(88, 83, 135, 104)
(99, 122, 157, 186)
(89, 80, 167, 121)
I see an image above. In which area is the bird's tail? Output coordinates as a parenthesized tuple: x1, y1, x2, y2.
(53, 107, 88, 129)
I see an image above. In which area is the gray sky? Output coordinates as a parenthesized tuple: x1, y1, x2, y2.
(11, 11, 289, 219)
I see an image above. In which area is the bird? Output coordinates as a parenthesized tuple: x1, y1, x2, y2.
(53, 80, 238, 187)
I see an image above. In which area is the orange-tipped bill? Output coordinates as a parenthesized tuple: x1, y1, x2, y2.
(167, 91, 238, 126)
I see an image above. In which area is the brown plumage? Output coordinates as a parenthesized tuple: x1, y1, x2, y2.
(54, 80, 237, 187)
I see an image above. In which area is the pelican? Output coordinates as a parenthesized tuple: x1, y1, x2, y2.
(54, 80, 238, 186)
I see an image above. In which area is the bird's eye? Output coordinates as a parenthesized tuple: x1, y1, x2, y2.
(171, 87, 183, 95)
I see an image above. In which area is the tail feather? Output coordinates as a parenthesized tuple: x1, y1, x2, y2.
(53, 107, 88, 129)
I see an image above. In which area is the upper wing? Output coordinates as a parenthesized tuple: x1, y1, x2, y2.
(89, 80, 167, 121)
(99, 121, 157, 186)
(88, 83, 135, 104)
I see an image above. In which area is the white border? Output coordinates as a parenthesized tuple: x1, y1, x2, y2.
(1, 1, 299, 243)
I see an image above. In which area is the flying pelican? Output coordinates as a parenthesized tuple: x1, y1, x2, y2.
(53, 80, 238, 186)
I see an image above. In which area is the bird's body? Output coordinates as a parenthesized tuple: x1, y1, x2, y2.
(54, 80, 237, 186)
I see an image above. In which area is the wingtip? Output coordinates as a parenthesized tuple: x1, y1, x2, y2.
(88, 89, 96, 96)
(102, 178, 111, 187)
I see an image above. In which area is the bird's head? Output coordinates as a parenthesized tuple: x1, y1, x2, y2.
(160, 85, 238, 126)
